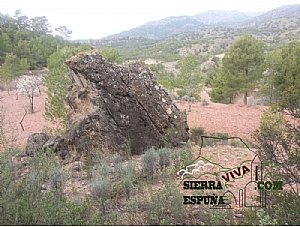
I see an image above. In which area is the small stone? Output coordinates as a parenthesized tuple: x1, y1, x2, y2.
(72, 163, 82, 172)
(166, 108, 172, 115)
(192, 209, 198, 215)
(235, 214, 243, 218)
(41, 184, 47, 190)
(224, 158, 228, 162)
(110, 163, 114, 167)
(20, 157, 28, 163)
(82, 182, 85, 186)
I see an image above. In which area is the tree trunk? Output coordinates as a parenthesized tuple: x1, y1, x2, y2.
(244, 91, 248, 106)
(30, 98, 34, 114)
(28, 91, 34, 114)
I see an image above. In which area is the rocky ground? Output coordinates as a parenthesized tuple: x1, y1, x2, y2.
(0, 85, 270, 224)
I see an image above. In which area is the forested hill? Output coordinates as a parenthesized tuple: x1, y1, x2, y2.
(0, 11, 91, 67)
(0, 11, 91, 87)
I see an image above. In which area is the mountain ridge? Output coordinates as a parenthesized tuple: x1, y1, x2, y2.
(105, 15, 206, 40)
(75, 3, 300, 56)
(237, 4, 300, 27)
(192, 10, 254, 27)
(99, 4, 300, 41)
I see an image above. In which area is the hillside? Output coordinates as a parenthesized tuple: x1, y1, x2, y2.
(105, 16, 206, 40)
(80, 4, 300, 66)
(192, 10, 253, 27)
(83, 4, 299, 45)
(237, 4, 300, 27)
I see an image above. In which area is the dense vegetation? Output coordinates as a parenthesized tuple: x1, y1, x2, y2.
(0, 10, 91, 89)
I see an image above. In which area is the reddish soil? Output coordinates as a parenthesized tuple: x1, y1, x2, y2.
(0, 89, 56, 148)
(0, 88, 267, 149)
(175, 101, 267, 141)
(0, 86, 274, 219)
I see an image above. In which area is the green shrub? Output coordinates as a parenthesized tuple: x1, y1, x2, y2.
(210, 132, 229, 139)
(123, 161, 136, 178)
(144, 183, 187, 225)
(122, 199, 145, 225)
(190, 127, 205, 144)
(113, 161, 124, 177)
(0, 148, 99, 225)
(200, 132, 230, 147)
(173, 145, 194, 170)
(157, 148, 171, 171)
(142, 148, 158, 179)
(99, 161, 110, 176)
(111, 153, 122, 166)
(123, 176, 133, 200)
(266, 191, 300, 225)
(88, 177, 111, 213)
(176, 89, 186, 98)
(48, 168, 65, 193)
(195, 206, 234, 225)
(115, 160, 136, 179)
(257, 208, 278, 226)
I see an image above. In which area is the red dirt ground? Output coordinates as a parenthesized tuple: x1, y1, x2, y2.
(0, 89, 56, 148)
(0, 88, 267, 149)
(175, 101, 267, 141)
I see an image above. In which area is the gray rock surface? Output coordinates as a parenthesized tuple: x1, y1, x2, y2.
(25, 133, 49, 156)
(25, 133, 68, 159)
(65, 51, 189, 158)
(42, 136, 68, 159)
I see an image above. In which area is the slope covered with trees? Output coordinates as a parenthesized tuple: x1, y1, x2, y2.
(0, 10, 91, 89)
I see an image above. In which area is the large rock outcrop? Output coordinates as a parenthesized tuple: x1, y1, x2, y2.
(65, 51, 189, 158)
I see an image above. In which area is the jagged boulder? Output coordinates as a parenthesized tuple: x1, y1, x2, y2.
(25, 133, 49, 156)
(25, 133, 68, 159)
(65, 51, 189, 158)
(42, 136, 69, 159)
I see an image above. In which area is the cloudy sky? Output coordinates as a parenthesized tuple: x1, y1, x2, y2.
(1, 0, 299, 40)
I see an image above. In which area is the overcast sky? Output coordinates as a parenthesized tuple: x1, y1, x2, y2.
(1, 0, 300, 40)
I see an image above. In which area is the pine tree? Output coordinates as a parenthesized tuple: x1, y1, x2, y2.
(272, 40, 300, 117)
(177, 54, 202, 111)
(210, 34, 265, 105)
